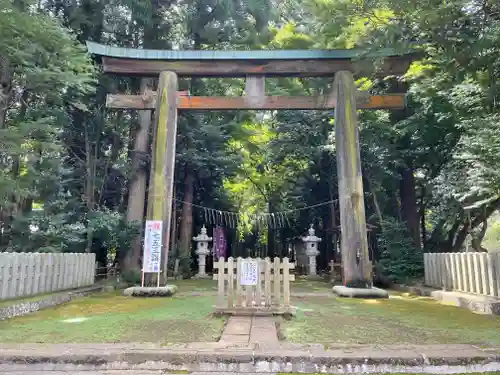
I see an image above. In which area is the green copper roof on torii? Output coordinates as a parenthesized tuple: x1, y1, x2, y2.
(86, 41, 409, 61)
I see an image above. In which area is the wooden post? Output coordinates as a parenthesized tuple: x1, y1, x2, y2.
(334, 71, 372, 288)
(245, 76, 265, 107)
(145, 71, 178, 284)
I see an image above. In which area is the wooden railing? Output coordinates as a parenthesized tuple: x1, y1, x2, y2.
(424, 252, 500, 297)
(213, 257, 295, 315)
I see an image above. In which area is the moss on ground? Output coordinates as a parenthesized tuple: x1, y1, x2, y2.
(0, 292, 224, 344)
(291, 278, 332, 293)
(174, 279, 218, 293)
(282, 294, 500, 346)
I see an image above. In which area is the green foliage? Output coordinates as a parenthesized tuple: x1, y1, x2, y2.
(377, 218, 424, 284)
(11, 212, 86, 253)
(120, 269, 142, 286)
(88, 209, 141, 260)
(10, 208, 139, 256)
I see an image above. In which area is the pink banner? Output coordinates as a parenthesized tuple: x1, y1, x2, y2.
(214, 226, 227, 260)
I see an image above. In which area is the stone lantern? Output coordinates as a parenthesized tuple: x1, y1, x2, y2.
(301, 224, 322, 278)
(193, 225, 212, 279)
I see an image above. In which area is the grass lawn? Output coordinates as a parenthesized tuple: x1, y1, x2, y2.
(290, 278, 333, 293)
(174, 278, 218, 293)
(281, 294, 500, 346)
(0, 292, 224, 344)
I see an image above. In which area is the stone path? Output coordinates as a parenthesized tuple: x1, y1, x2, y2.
(220, 316, 279, 347)
(0, 368, 274, 375)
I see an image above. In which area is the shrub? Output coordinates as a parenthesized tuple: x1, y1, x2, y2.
(377, 218, 424, 284)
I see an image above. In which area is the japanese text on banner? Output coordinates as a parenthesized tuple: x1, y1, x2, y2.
(143, 220, 163, 273)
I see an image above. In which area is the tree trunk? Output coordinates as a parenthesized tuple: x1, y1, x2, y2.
(178, 165, 195, 269)
(0, 55, 12, 129)
(452, 198, 500, 251)
(123, 78, 153, 272)
(267, 199, 275, 258)
(471, 217, 488, 252)
(84, 118, 97, 254)
(170, 190, 178, 256)
(421, 207, 427, 248)
(0, 56, 12, 250)
(420, 186, 427, 248)
(400, 166, 421, 248)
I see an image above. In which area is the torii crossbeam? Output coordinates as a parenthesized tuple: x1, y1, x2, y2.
(87, 41, 412, 295)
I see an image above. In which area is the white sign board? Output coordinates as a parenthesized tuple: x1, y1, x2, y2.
(240, 259, 258, 286)
(142, 220, 163, 273)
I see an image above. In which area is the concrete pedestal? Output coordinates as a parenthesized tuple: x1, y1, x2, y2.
(306, 252, 320, 278)
(194, 252, 210, 279)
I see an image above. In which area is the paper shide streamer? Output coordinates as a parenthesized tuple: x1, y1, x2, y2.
(173, 199, 338, 230)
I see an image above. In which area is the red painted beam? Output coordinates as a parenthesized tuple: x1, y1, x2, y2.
(106, 93, 406, 110)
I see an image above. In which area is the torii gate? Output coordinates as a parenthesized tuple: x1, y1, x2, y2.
(86, 42, 412, 293)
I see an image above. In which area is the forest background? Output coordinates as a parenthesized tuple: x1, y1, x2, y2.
(1, 0, 499, 284)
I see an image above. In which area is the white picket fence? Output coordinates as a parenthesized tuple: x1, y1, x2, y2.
(424, 252, 500, 297)
(213, 257, 295, 315)
(0, 252, 96, 301)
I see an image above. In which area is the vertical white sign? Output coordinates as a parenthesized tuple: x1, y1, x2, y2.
(240, 259, 258, 286)
(142, 220, 163, 273)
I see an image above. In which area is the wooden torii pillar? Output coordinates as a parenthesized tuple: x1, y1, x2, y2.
(334, 71, 372, 289)
(87, 42, 411, 292)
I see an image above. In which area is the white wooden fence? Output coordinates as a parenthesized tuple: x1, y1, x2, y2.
(213, 257, 295, 315)
(424, 252, 500, 297)
(0, 252, 96, 301)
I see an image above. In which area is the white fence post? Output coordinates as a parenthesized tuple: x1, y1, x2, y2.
(424, 253, 429, 286)
(423, 252, 500, 297)
(0, 253, 12, 300)
(494, 252, 500, 298)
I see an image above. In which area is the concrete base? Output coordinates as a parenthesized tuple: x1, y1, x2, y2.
(431, 290, 500, 315)
(123, 285, 178, 297)
(332, 285, 389, 298)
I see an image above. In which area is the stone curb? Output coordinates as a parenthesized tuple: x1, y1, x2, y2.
(0, 344, 499, 373)
(391, 284, 500, 315)
(0, 285, 105, 321)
